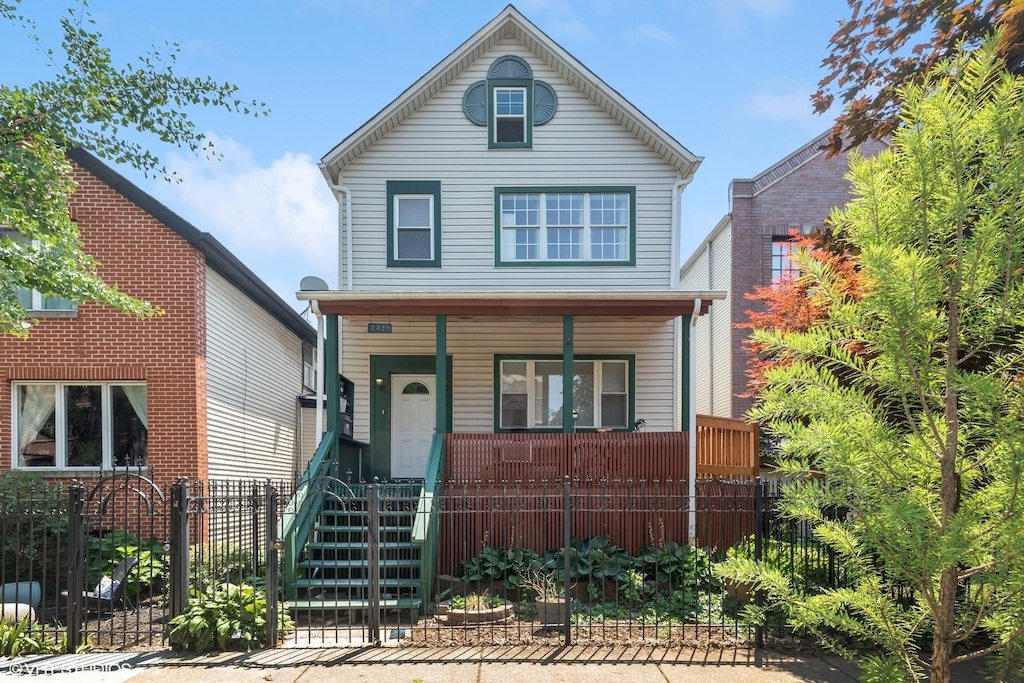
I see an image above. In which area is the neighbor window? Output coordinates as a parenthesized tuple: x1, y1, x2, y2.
(496, 188, 634, 265)
(13, 382, 148, 469)
(771, 237, 799, 283)
(386, 181, 441, 267)
(496, 357, 632, 430)
(0, 228, 76, 312)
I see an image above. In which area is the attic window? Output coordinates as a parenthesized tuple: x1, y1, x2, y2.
(463, 55, 557, 149)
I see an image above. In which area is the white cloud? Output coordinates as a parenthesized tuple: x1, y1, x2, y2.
(744, 88, 817, 125)
(628, 23, 678, 46)
(156, 135, 337, 303)
(546, 18, 593, 43)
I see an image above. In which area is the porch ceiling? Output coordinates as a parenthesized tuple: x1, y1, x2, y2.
(296, 290, 724, 319)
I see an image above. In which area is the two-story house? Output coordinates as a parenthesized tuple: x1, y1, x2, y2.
(679, 133, 887, 420)
(1, 148, 318, 485)
(297, 5, 731, 486)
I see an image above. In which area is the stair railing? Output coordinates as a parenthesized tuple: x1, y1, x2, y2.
(411, 433, 445, 612)
(279, 428, 337, 598)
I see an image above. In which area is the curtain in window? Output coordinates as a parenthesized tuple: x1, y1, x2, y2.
(121, 385, 148, 427)
(17, 385, 56, 453)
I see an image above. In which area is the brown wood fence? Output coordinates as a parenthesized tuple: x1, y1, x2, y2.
(444, 415, 759, 483)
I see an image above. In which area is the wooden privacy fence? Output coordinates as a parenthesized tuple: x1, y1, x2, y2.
(435, 479, 760, 576)
(444, 416, 759, 484)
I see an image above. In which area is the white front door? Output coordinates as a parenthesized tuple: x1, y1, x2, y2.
(390, 374, 436, 479)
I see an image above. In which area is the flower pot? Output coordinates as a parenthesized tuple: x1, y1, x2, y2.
(0, 581, 41, 608)
(535, 596, 568, 626)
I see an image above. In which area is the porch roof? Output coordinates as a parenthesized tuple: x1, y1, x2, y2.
(296, 290, 724, 320)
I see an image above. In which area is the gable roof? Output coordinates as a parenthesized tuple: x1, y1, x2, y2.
(319, 4, 701, 181)
(67, 148, 317, 345)
(734, 130, 832, 197)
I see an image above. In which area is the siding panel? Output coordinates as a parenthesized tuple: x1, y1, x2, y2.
(206, 268, 303, 480)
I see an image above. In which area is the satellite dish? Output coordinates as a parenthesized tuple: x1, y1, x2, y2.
(300, 276, 329, 291)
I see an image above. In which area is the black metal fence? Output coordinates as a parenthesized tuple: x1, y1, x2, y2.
(0, 472, 843, 653)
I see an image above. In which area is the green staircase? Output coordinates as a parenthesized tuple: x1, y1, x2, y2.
(285, 482, 424, 621)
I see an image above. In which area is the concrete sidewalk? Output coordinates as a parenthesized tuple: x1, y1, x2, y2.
(0, 646, 996, 683)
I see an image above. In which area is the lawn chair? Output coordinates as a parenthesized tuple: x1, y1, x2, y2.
(62, 556, 138, 614)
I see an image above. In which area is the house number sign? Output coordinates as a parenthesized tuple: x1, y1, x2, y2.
(367, 322, 393, 333)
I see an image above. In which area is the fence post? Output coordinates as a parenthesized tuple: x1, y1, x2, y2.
(367, 479, 381, 645)
(65, 483, 84, 654)
(251, 482, 261, 570)
(562, 476, 572, 647)
(754, 477, 764, 649)
(169, 479, 190, 619)
(265, 482, 280, 649)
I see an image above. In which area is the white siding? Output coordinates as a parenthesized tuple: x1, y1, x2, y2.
(339, 39, 682, 292)
(206, 268, 303, 480)
(297, 405, 326, 474)
(342, 316, 677, 442)
(679, 220, 733, 417)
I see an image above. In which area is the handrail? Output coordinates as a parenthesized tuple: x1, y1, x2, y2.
(279, 428, 336, 596)
(411, 433, 445, 611)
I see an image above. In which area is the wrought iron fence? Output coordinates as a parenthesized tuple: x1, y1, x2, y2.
(0, 472, 845, 653)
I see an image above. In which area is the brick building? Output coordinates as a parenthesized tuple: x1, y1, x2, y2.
(678, 132, 886, 419)
(1, 149, 317, 483)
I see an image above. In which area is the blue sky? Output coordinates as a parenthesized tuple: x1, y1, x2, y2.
(3, 0, 852, 311)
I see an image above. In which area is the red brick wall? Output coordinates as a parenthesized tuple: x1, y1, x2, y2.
(0, 160, 209, 482)
(729, 140, 887, 418)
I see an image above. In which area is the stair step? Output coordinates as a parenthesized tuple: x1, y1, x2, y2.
(293, 577, 421, 589)
(287, 598, 422, 611)
(306, 541, 416, 550)
(299, 558, 420, 569)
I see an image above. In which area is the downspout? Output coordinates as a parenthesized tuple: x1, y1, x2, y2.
(312, 300, 325, 439)
(669, 174, 695, 289)
(688, 297, 702, 544)
(326, 178, 353, 291)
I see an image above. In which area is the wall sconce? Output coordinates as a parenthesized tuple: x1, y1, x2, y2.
(375, 377, 384, 389)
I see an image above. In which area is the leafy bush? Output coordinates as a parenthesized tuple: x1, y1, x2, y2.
(450, 591, 503, 610)
(165, 583, 292, 653)
(634, 541, 719, 592)
(0, 473, 67, 584)
(460, 546, 539, 589)
(188, 544, 259, 593)
(725, 535, 833, 592)
(87, 531, 166, 594)
(537, 536, 632, 583)
(0, 618, 66, 657)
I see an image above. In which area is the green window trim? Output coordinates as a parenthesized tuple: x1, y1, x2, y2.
(487, 79, 533, 149)
(386, 180, 442, 268)
(492, 354, 636, 433)
(493, 186, 637, 267)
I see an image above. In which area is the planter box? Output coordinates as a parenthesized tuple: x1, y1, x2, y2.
(438, 600, 514, 625)
(536, 597, 569, 626)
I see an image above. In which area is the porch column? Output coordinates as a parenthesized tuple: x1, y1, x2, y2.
(562, 315, 574, 433)
(680, 314, 691, 431)
(325, 314, 341, 448)
(435, 315, 448, 434)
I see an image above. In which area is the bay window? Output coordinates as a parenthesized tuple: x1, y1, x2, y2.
(14, 382, 147, 469)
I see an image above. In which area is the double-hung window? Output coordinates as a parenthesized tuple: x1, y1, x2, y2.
(496, 188, 635, 265)
(496, 356, 633, 431)
(494, 87, 527, 144)
(0, 227, 77, 312)
(771, 236, 799, 283)
(386, 181, 441, 267)
(13, 381, 148, 470)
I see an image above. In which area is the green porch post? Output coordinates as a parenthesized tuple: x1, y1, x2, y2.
(325, 314, 341, 446)
(436, 315, 449, 433)
(681, 314, 691, 431)
(562, 315, 574, 433)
